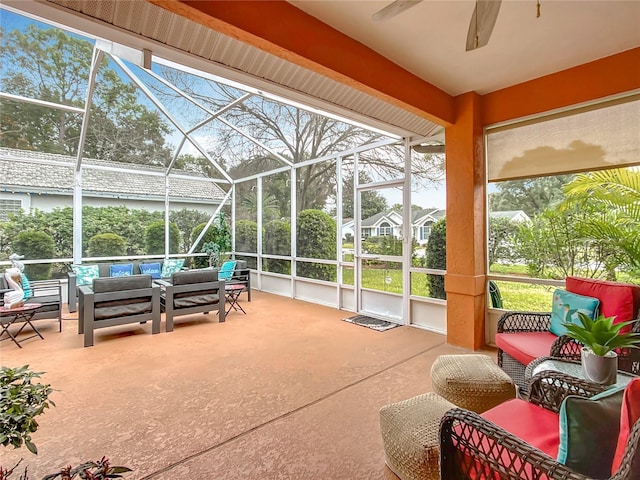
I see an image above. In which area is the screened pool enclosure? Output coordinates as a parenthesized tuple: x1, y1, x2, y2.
(0, 7, 449, 332)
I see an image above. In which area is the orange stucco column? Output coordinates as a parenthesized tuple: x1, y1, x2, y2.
(444, 92, 486, 350)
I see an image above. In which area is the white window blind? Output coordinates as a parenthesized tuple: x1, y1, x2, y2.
(487, 95, 640, 182)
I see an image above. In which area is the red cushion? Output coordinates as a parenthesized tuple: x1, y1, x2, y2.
(566, 277, 640, 332)
(612, 378, 640, 474)
(482, 398, 560, 458)
(495, 331, 558, 366)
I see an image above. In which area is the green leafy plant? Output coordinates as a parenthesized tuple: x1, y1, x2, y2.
(563, 312, 640, 356)
(202, 242, 220, 268)
(87, 233, 126, 257)
(42, 457, 132, 480)
(0, 365, 55, 454)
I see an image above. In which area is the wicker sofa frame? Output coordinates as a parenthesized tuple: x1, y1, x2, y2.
(497, 311, 640, 392)
(440, 370, 640, 479)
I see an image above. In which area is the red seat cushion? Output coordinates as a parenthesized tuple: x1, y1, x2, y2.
(482, 398, 561, 458)
(612, 378, 640, 474)
(566, 276, 640, 332)
(495, 331, 558, 366)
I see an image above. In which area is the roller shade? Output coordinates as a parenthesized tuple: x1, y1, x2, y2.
(487, 95, 640, 182)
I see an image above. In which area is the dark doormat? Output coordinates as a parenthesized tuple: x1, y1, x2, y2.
(342, 315, 400, 332)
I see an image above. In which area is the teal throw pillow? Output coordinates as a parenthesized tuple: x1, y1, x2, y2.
(140, 262, 161, 279)
(72, 264, 100, 286)
(557, 386, 624, 478)
(110, 263, 133, 277)
(550, 289, 599, 336)
(161, 259, 185, 278)
(218, 260, 237, 281)
(21, 274, 33, 298)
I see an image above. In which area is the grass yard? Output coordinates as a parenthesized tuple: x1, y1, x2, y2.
(341, 265, 555, 311)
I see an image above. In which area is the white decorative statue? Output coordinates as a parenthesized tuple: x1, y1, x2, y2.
(4, 267, 25, 309)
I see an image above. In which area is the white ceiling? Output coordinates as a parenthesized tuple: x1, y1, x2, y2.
(289, 0, 640, 95)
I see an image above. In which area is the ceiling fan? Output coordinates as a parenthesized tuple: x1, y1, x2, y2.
(372, 0, 503, 51)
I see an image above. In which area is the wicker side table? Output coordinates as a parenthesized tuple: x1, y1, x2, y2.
(379, 392, 456, 480)
(431, 354, 516, 412)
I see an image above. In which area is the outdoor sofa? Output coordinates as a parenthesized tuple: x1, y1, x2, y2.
(495, 276, 640, 392)
(0, 276, 62, 331)
(68, 259, 251, 312)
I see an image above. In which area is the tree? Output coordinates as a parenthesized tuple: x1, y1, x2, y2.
(425, 218, 446, 299)
(144, 221, 181, 255)
(487, 217, 519, 268)
(340, 172, 388, 219)
(296, 210, 336, 281)
(12, 231, 55, 280)
(489, 175, 575, 217)
(562, 168, 640, 272)
(170, 208, 211, 252)
(190, 214, 232, 268)
(514, 205, 618, 279)
(263, 219, 291, 274)
(87, 233, 126, 257)
(153, 71, 444, 212)
(0, 24, 172, 164)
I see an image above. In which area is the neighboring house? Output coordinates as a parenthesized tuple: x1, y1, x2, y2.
(359, 208, 445, 245)
(341, 218, 354, 240)
(0, 147, 226, 220)
(361, 209, 403, 239)
(412, 208, 446, 245)
(489, 210, 531, 223)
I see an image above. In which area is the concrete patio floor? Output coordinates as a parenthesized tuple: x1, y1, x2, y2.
(1, 291, 479, 479)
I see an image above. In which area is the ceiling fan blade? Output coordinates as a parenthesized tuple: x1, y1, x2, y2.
(412, 144, 445, 154)
(466, 0, 502, 51)
(372, 0, 422, 22)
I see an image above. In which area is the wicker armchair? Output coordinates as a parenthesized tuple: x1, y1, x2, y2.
(440, 371, 640, 479)
(497, 311, 640, 392)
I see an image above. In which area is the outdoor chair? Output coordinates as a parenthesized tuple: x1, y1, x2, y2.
(78, 274, 160, 347)
(440, 374, 640, 479)
(0, 276, 62, 331)
(495, 276, 640, 392)
(221, 259, 251, 302)
(156, 269, 225, 332)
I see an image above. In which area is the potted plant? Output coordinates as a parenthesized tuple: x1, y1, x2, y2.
(1, 366, 131, 480)
(563, 312, 640, 385)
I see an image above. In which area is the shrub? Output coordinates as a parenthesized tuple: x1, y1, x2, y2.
(235, 220, 258, 253)
(0, 365, 54, 455)
(145, 221, 180, 255)
(190, 214, 232, 268)
(87, 233, 126, 257)
(11, 231, 55, 280)
(263, 219, 291, 274)
(425, 218, 446, 299)
(296, 209, 336, 281)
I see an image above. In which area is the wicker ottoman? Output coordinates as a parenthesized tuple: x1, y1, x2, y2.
(379, 392, 456, 480)
(431, 354, 516, 413)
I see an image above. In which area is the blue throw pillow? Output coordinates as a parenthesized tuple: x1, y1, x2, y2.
(557, 386, 624, 478)
(549, 289, 599, 336)
(218, 260, 237, 281)
(72, 264, 100, 286)
(139, 262, 161, 279)
(110, 263, 133, 277)
(21, 274, 33, 298)
(161, 259, 185, 278)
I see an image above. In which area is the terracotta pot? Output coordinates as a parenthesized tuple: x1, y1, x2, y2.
(581, 347, 618, 385)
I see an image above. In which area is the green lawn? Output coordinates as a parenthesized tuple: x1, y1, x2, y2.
(340, 266, 554, 310)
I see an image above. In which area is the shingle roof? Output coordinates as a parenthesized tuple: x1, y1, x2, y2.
(0, 147, 226, 202)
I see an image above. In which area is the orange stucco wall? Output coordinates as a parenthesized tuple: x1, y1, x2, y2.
(148, 0, 640, 349)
